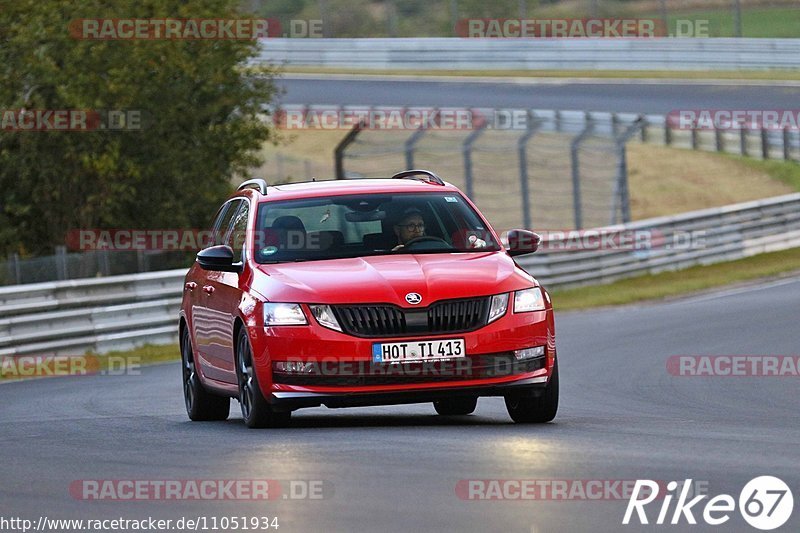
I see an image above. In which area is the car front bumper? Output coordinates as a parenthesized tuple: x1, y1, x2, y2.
(269, 374, 549, 409)
(249, 307, 556, 407)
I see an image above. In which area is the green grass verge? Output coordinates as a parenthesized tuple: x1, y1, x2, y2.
(1, 343, 179, 382)
(662, 8, 800, 38)
(730, 156, 800, 192)
(95, 343, 180, 365)
(281, 66, 800, 81)
(552, 246, 800, 311)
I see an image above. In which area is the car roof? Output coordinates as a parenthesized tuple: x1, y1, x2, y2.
(233, 178, 463, 202)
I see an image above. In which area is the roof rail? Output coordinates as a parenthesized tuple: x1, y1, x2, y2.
(390, 169, 445, 186)
(238, 178, 268, 195)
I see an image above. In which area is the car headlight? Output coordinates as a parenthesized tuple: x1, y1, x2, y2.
(514, 287, 546, 313)
(309, 304, 342, 332)
(264, 303, 307, 326)
(487, 293, 509, 323)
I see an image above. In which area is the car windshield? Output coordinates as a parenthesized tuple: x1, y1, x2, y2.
(254, 192, 501, 263)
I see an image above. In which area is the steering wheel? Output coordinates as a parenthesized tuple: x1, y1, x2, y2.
(399, 236, 452, 250)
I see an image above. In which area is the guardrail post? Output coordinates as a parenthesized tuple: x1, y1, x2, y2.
(518, 111, 543, 230)
(570, 112, 595, 229)
(554, 110, 561, 133)
(137, 250, 147, 272)
(691, 127, 699, 150)
(664, 120, 672, 146)
(715, 126, 724, 153)
(783, 127, 791, 161)
(8, 253, 21, 285)
(740, 128, 748, 157)
(55, 245, 68, 281)
(462, 120, 488, 199)
(612, 116, 645, 225)
(335, 121, 364, 180)
(99, 249, 111, 277)
(640, 118, 649, 143)
(761, 128, 770, 160)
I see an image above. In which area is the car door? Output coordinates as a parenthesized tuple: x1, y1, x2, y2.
(195, 198, 250, 385)
(191, 199, 242, 383)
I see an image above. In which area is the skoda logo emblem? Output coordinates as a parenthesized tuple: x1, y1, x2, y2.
(405, 292, 422, 305)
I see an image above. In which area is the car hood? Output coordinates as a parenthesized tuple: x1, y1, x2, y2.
(252, 252, 536, 306)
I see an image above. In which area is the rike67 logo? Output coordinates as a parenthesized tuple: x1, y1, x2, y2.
(623, 476, 794, 530)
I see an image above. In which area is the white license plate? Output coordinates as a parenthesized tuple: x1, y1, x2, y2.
(372, 339, 466, 363)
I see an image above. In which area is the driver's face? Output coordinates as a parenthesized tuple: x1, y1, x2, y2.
(394, 215, 425, 244)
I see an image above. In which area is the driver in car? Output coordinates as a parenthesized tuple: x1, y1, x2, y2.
(392, 208, 426, 251)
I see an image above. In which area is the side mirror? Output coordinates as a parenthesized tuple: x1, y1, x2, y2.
(506, 230, 541, 257)
(197, 245, 241, 273)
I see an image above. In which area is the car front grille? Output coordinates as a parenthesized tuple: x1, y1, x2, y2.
(331, 296, 491, 337)
(272, 352, 545, 387)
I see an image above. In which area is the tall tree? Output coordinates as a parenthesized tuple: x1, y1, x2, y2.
(0, 0, 277, 256)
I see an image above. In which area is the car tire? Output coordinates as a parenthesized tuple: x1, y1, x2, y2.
(181, 326, 230, 421)
(433, 396, 478, 416)
(236, 328, 292, 429)
(504, 361, 559, 423)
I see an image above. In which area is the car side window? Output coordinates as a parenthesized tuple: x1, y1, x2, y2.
(211, 200, 240, 247)
(226, 200, 250, 261)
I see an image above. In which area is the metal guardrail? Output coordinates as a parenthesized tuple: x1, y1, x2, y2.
(257, 38, 800, 71)
(2, 194, 799, 356)
(517, 193, 800, 287)
(0, 270, 186, 356)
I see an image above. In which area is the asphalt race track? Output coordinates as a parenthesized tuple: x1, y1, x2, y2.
(276, 75, 800, 114)
(2, 277, 798, 532)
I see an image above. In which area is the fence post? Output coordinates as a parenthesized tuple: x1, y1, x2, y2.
(404, 122, 430, 170)
(783, 127, 791, 161)
(612, 116, 645, 225)
(691, 127, 699, 150)
(462, 121, 488, 199)
(8, 253, 21, 285)
(137, 249, 147, 272)
(334, 121, 364, 180)
(518, 111, 542, 230)
(99, 249, 111, 277)
(640, 117, 649, 143)
(55, 245, 68, 280)
(570, 112, 595, 229)
(664, 119, 672, 146)
(761, 128, 769, 160)
(715, 126, 724, 152)
(740, 128, 748, 156)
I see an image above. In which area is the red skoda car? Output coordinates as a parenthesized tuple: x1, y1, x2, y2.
(179, 170, 558, 428)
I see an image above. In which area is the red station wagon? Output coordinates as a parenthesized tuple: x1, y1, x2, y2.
(179, 170, 558, 428)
